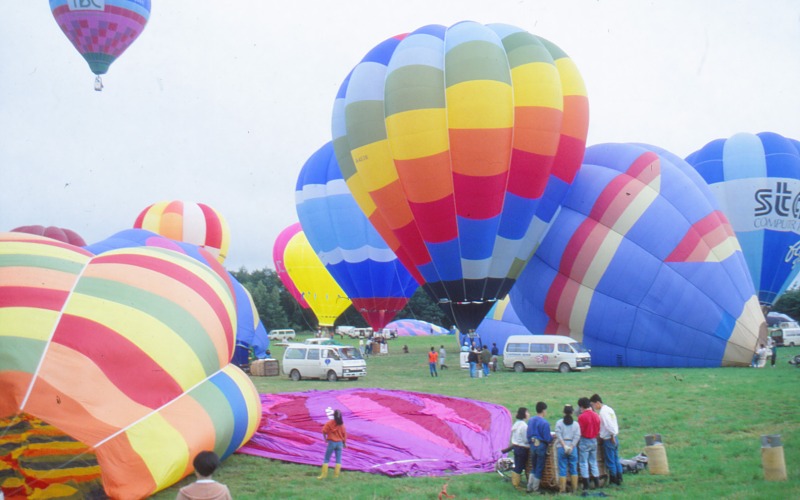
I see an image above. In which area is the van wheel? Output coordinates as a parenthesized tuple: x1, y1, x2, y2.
(514, 362, 525, 373)
(327, 370, 338, 382)
(790, 342, 796, 347)
(290, 370, 301, 382)
(558, 363, 571, 373)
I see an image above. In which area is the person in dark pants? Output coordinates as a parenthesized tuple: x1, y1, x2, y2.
(509, 407, 530, 491)
(526, 402, 552, 492)
(428, 347, 439, 377)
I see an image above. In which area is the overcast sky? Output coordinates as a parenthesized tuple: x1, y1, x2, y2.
(2, 1, 799, 270)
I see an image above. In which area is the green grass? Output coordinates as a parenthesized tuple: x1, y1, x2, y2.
(153, 335, 800, 499)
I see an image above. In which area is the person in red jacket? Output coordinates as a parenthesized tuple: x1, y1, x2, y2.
(577, 397, 601, 491)
(318, 409, 347, 479)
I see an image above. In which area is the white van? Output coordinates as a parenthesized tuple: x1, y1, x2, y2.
(503, 335, 591, 373)
(268, 329, 296, 341)
(282, 343, 366, 382)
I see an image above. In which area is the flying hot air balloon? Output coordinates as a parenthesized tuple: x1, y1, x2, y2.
(134, 200, 230, 264)
(332, 21, 589, 331)
(296, 142, 419, 331)
(281, 227, 352, 328)
(49, 0, 151, 90)
(685, 132, 800, 306)
(273, 223, 311, 309)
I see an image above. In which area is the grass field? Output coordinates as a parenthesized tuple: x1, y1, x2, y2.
(153, 334, 799, 499)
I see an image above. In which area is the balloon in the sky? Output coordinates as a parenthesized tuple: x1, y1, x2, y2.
(332, 22, 589, 331)
(239, 388, 510, 477)
(282, 227, 352, 327)
(511, 143, 763, 367)
(134, 200, 231, 264)
(11, 225, 86, 246)
(685, 132, 800, 306)
(273, 223, 311, 309)
(0, 232, 260, 499)
(49, 0, 151, 88)
(84, 229, 270, 362)
(296, 142, 419, 330)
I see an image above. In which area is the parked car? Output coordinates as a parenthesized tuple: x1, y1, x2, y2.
(282, 343, 366, 382)
(769, 321, 800, 347)
(502, 335, 591, 373)
(268, 329, 296, 341)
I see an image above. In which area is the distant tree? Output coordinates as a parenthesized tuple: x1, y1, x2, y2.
(772, 289, 800, 321)
(395, 288, 449, 327)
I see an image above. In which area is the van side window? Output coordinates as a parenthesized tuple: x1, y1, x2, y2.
(530, 343, 554, 353)
(507, 343, 529, 353)
(558, 344, 573, 353)
(307, 348, 320, 360)
(285, 347, 307, 360)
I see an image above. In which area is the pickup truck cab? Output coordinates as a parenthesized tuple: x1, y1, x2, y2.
(282, 343, 366, 382)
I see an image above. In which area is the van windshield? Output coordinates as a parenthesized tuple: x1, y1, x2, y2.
(338, 347, 363, 360)
(572, 342, 589, 353)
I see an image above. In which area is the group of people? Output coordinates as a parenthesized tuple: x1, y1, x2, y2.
(752, 337, 778, 367)
(509, 394, 623, 494)
(462, 342, 499, 378)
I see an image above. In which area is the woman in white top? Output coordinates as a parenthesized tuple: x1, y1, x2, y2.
(509, 407, 530, 491)
(555, 405, 581, 493)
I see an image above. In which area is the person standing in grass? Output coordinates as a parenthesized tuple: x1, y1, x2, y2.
(591, 394, 623, 486)
(577, 397, 600, 490)
(526, 401, 552, 492)
(439, 345, 448, 370)
(509, 407, 530, 491)
(318, 409, 347, 479)
(468, 348, 479, 377)
(428, 347, 439, 377)
(555, 404, 580, 493)
(176, 450, 232, 500)
(480, 345, 491, 377)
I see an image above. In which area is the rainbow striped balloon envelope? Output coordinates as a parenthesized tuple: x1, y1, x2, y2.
(0, 232, 260, 499)
(384, 319, 450, 336)
(511, 143, 763, 367)
(238, 388, 511, 476)
(332, 22, 589, 331)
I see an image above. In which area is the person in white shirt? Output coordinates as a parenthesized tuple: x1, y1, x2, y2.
(509, 407, 530, 491)
(590, 394, 622, 486)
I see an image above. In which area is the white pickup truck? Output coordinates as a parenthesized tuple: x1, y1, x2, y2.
(769, 322, 800, 347)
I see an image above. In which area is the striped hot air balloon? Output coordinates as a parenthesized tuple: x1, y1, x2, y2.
(332, 22, 589, 331)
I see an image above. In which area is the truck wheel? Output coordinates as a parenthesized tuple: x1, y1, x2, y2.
(327, 370, 338, 382)
(514, 362, 525, 373)
(558, 363, 571, 373)
(290, 370, 301, 382)
(790, 342, 796, 347)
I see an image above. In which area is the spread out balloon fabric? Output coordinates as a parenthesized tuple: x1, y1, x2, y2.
(332, 21, 589, 331)
(11, 225, 86, 246)
(384, 319, 450, 336)
(84, 229, 270, 363)
(134, 200, 231, 264)
(510, 144, 763, 367)
(685, 132, 800, 306)
(273, 223, 311, 309)
(280, 227, 352, 327)
(49, 0, 151, 76)
(238, 388, 510, 476)
(296, 142, 419, 330)
(0, 232, 260, 499)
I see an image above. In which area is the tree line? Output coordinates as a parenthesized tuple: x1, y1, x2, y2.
(230, 267, 450, 332)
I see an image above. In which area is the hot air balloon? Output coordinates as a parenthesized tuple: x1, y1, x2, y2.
(273, 223, 311, 309)
(11, 225, 86, 246)
(510, 143, 763, 367)
(685, 132, 800, 306)
(134, 200, 231, 264)
(49, 0, 151, 90)
(281, 227, 351, 328)
(332, 22, 589, 331)
(296, 142, 419, 331)
(473, 295, 531, 350)
(0, 232, 260, 499)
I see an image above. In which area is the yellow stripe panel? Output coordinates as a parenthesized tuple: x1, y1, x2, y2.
(0, 241, 89, 264)
(351, 140, 400, 191)
(446, 80, 513, 129)
(139, 201, 168, 230)
(222, 365, 261, 444)
(346, 177, 377, 216)
(555, 58, 587, 97)
(126, 412, 190, 491)
(385, 108, 449, 161)
(511, 62, 563, 108)
(0, 308, 59, 341)
(65, 294, 207, 389)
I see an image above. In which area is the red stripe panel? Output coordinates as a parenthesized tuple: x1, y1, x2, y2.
(90, 253, 234, 351)
(507, 148, 553, 199)
(589, 174, 640, 223)
(351, 297, 410, 330)
(551, 134, 587, 183)
(393, 222, 432, 268)
(408, 195, 458, 244)
(198, 203, 223, 249)
(453, 171, 507, 220)
(133, 204, 151, 227)
(625, 151, 660, 184)
(558, 218, 598, 278)
(52, 314, 183, 409)
(0, 286, 69, 310)
(666, 212, 732, 263)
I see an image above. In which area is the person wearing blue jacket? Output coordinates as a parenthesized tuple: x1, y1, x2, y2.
(526, 401, 552, 492)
